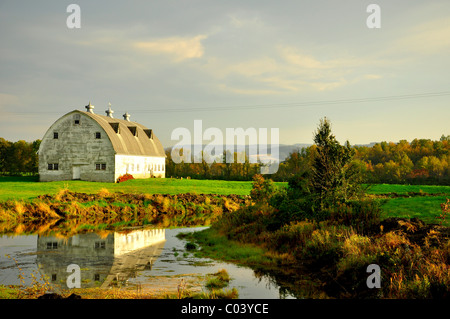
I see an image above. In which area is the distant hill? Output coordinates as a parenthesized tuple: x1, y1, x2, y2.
(353, 142, 378, 148)
(165, 143, 312, 162)
(165, 142, 380, 162)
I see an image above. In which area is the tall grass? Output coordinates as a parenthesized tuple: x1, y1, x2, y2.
(187, 175, 450, 298)
(0, 191, 248, 236)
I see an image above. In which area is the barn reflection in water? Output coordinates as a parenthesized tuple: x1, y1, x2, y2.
(36, 228, 165, 288)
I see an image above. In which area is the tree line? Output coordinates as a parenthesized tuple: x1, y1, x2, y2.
(271, 135, 450, 185)
(166, 134, 450, 185)
(1, 133, 449, 185)
(165, 149, 264, 181)
(0, 138, 40, 175)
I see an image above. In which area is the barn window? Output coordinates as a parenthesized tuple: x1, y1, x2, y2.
(109, 122, 120, 134)
(95, 241, 106, 249)
(46, 242, 58, 250)
(144, 129, 153, 139)
(53, 132, 58, 139)
(128, 126, 138, 136)
(96, 163, 106, 170)
(95, 132, 101, 139)
(48, 163, 59, 170)
(74, 114, 80, 125)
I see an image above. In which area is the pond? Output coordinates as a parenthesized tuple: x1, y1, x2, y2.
(0, 226, 299, 299)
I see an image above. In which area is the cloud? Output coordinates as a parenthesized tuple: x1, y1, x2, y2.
(0, 93, 20, 118)
(397, 18, 450, 55)
(218, 84, 281, 95)
(0, 93, 19, 108)
(363, 74, 382, 80)
(203, 43, 383, 95)
(279, 47, 327, 69)
(134, 35, 208, 62)
(228, 14, 264, 29)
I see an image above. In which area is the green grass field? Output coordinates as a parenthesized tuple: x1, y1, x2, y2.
(366, 184, 450, 225)
(0, 176, 449, 225)
(366, 183, 450, 195)
(0, 176, 257, 201)
(379, 196, 448, 224)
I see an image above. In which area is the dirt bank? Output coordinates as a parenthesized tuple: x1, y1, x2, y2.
(0, 190, 252, 232)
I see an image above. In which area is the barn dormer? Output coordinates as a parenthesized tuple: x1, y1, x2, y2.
(144, 129, 153, 139)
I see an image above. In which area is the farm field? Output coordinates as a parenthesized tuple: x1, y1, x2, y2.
(0, 176, 257, 201)
(0, 176, 449, 226)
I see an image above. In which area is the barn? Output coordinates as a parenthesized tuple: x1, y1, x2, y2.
(38, 102, 166, 182)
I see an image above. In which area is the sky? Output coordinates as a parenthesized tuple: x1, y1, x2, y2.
(0, 0, 449, 148)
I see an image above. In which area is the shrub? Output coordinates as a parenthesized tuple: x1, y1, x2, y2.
(97, 188, 110, 197)
(437, 198, 450, 225)
(205, 269, 231, 289)
(269, 221, 317, 253)
(328, 199, 382, 234)
(250, 174, 277, 204)
(185, 242, 197, 250)
(117, 174, 134, 183)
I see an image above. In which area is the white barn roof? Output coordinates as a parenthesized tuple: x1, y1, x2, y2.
(72, 109, 165, 157)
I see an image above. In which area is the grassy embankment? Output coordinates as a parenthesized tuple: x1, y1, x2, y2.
(183, 178, 450, 299)
(0, 176, 256, 201)
(0, 176, 257, 234)
(0, 176, 449, 226)
(0, 191, 250, 237)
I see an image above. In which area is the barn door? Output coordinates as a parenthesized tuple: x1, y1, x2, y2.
(72, 166, 81, 180)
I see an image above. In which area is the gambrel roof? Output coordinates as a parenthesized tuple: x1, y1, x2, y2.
(72, 110, 165, 157)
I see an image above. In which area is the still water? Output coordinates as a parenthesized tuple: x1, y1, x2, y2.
(0, 227, 297, 298)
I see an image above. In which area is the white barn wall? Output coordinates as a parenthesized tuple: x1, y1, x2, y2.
(39, 112, 116, 182)
(115, 154, 166, 180)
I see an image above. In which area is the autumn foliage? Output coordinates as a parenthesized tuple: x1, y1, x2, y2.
(116, 174, 134, 183)
(274, 135, 450, 185)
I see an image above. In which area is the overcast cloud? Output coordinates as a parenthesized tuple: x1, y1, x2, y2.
(0, 0, 449, 146)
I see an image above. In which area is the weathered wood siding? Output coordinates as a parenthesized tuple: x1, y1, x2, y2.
(38, 112, 116, 182)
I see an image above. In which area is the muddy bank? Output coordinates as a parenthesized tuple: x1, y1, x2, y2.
(36, 191, 249, 207)
(0, 190, 251, 234)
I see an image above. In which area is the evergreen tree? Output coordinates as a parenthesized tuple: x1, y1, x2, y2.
(309, 117, 363, 209)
